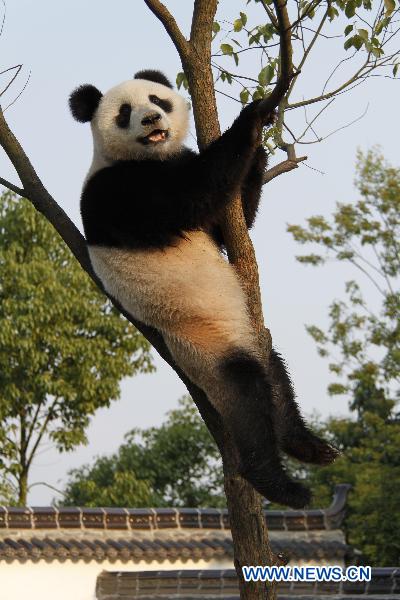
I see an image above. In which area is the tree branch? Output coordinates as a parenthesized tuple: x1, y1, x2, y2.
(260, 0, 279, 30)
(286, 3, 330, 102)
(258, 0, 294, 115)
(0, 107, 95, 272)
(287, 56, 372, 110)
(24, 398, 47, 455)
(0, 176, 24, 196)
(264, 155, 307, 183)
(190, 0, 218, 53)
(142, 0, 190, 61)
(0, 64, 22, 98)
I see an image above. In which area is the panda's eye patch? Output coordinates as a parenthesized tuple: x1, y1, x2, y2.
(149, 94, 172, 114)
(116, 103, 132, 128)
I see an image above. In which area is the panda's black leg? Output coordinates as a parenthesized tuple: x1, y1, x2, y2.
(268, 349, 340, 465)
(219, 350, 311, 508)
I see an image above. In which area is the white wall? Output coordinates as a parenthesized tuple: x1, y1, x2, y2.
(0, 558, 231, 600)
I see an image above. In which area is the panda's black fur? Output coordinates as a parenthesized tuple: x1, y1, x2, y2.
(71, 69, 338, 508)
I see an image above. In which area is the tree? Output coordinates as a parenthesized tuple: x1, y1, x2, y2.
(0, 2, 399, 598)
(62, 397, 225, 508)
(288, 149, 400, 565)
(0, 191, 154, 505)
(288, 148, 399, 409)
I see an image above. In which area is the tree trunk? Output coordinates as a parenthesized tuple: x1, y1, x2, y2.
(183, 43, 276, 600)
(18, 469, 28, 506)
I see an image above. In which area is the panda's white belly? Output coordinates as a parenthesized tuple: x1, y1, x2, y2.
(88, 230, 254, 353)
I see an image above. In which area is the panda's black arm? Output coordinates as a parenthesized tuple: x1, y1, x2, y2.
(241, 146, 267, 229)
(167, 102, 273, 230)
(210, 145, 266, 247)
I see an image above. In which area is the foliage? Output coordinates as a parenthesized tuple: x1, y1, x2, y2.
(62, 397, 225, 508)
(288, 148, 399, 410)
(177, 1, 400, 158)
(0, 191, 154, 504)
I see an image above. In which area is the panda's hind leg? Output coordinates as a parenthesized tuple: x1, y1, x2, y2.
(219, 350, 311, 508)
(268, 349, 340, 465)
(163, 329, 311, 509)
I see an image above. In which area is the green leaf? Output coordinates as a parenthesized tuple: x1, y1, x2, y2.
(371, 46, 384, 58)
(258, 64, 274, 86)
(220, 71, 232, 84)
(233, 18, 243, 32)
(327, 5, 339, 20)
(240, 89, 250, 105)
(220, 43, 233, 55)
(357, 28, 369, 41)
(176, 72, 188, 90)
(240, 12, 248, 26)
(233, 52, 239, 66)
(328, 383, 348, 395)
(212, 21, 220, 33)
(352, 34, 363, 50)
(384, 0, 395, 15)
(393, 63, 399, 77)
(344, 24, 354, 36)
(345, 0, 357, 18)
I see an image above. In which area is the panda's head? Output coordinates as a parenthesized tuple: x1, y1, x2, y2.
(69, 70, 189, 162)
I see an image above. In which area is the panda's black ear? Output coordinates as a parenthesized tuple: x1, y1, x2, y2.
(69, 84, 103, 122)
(134, 70, 173, 89)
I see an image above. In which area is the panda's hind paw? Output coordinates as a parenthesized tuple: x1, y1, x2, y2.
(283, 432, 340, 466)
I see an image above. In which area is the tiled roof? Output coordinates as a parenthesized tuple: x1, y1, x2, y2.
(0, 534, 353, 563)
(0, 485, 351, 563)
(0, 484, 350, 532)
(96, 567, 400, 599)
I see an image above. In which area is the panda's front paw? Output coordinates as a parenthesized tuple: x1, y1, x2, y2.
(263, 109, 277, 127)
(240, 99, 263, 120)
(238, 101, 264, 145)
(239, 102, 276, 145)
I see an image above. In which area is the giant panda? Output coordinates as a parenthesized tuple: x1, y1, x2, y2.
(70, 69, 338, 508)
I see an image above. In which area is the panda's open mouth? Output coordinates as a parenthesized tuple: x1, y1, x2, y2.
(139, 129, 169, 145)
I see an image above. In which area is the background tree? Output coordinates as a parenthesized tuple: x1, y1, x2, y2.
(0, 1, 399, 598)
(0, 191, 153, 505)
(288, 148, 399, 408)
(62, 396, 225, 508)
(288, 149, 400, 566)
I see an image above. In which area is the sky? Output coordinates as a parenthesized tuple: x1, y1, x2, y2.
(0, 0, 399, 504)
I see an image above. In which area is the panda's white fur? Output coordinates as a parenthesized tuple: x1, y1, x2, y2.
(89, 232, 257, 387)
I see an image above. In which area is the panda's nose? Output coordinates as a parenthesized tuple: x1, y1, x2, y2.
(141, 112, 162, 126)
